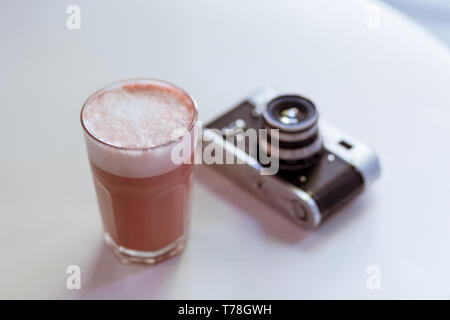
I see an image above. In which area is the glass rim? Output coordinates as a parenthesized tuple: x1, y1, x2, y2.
(80, 78, 198, 152)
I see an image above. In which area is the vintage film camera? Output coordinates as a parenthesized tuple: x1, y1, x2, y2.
(203, 89, 380, 229)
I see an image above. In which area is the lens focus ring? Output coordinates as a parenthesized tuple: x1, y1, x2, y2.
(268, 123, 319, 143)
(260, 135, 323, 161)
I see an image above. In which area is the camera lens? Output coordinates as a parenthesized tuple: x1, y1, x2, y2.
(261, 95, 323, 170)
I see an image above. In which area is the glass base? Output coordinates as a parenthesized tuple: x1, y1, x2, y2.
(104, 232, 187, 265)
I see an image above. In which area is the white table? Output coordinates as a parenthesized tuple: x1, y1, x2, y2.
(1, 0, 449, 299)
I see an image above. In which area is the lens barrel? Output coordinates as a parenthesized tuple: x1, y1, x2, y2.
(261, 95, 323, 170)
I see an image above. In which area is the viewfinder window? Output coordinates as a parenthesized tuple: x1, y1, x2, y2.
(339, 140, 353, 150)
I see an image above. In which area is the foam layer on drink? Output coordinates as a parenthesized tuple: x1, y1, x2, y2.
(81, 79, 197, 178)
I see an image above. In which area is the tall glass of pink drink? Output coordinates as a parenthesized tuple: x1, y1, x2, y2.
(80, 79, 197, 264)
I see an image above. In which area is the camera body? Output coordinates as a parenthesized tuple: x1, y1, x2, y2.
(203, 89, 380, 229)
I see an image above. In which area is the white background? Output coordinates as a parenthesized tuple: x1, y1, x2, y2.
(382, 0, 450, 46)
(0, 0, 449, 299)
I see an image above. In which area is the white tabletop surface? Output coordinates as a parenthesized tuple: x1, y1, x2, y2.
(1, 0, 450, 299)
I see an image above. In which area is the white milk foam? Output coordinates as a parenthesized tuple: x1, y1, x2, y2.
(81, 79, 196, 178)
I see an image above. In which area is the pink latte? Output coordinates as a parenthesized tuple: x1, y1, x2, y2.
(81, 79, 197, 264)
